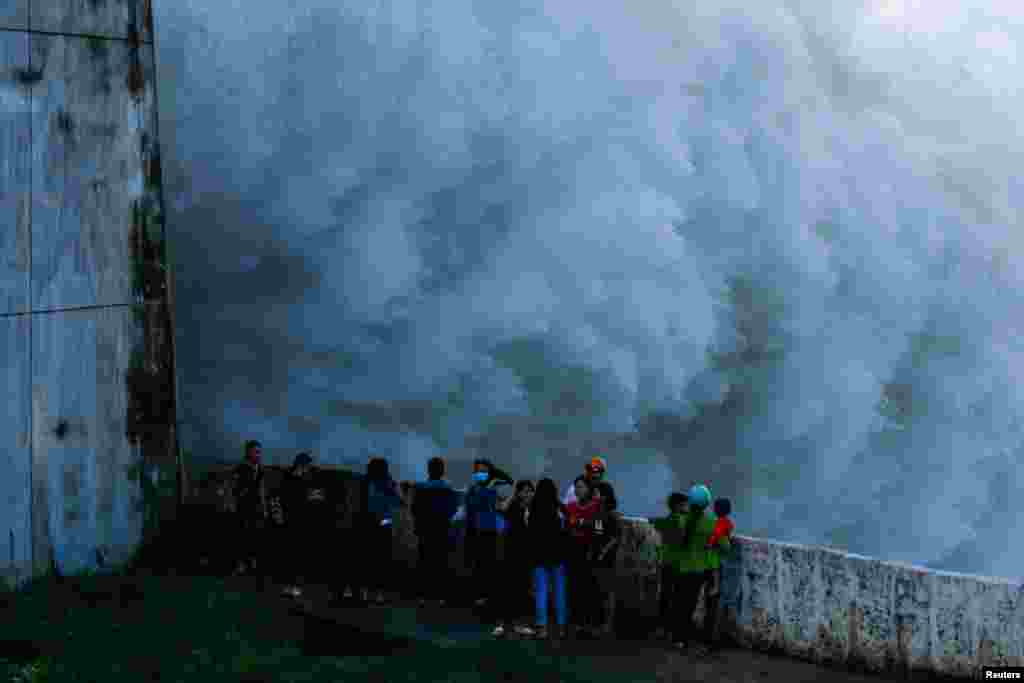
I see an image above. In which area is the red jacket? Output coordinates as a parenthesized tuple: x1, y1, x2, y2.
(707, 516, 734, 548)
(566, 498, 601, 545)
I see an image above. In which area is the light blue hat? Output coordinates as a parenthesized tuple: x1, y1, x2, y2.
(687, 483, 711, 508)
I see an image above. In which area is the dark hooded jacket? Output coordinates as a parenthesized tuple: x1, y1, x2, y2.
(280, 468, 331, 530)
(412, 478, 459, 540)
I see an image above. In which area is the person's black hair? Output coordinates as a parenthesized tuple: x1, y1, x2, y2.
(489, 466, 514, 486)
(472, 458, 514, 486)
(514, 479, 535, 495)
(531, 478, 562, 519)
(367, 456, 390, 482)
(244, 440, 261, 454)
(427, 457, 445, 480)
(713, 497, 732, 517)
(290, 452, 312, 473)
(667, 492, 687, 510)
(573, 475, 593, 497)
(594, 481, 617, 511)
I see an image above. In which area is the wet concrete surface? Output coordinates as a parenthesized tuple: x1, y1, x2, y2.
(275, 582, 916, 683)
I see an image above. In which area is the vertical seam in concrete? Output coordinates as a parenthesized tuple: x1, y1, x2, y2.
(25, 0, 34, 579)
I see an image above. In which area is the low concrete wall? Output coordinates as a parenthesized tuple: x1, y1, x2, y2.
(717, 534, 1024, 679)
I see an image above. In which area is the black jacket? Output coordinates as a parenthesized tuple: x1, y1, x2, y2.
(280, 470, 331, 530)
(526, 504, 567, 568)
(232, 463, 265, 517)
(412, 479, 459, 539)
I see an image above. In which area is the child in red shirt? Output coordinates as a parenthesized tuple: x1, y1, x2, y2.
(706, 497, 734, 549)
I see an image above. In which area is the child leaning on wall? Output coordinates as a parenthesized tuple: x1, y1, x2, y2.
(704, 497, 735, 649)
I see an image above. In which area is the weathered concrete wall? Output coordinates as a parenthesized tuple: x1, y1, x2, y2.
(717, 535, 1024, 678)
(0, 1, 176, 584)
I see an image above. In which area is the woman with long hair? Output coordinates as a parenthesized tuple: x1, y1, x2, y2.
(493, 479, 536, 637)
(526, 478, 569, 639)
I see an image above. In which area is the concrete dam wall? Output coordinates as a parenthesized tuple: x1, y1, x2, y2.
(0, 0, 178, 585)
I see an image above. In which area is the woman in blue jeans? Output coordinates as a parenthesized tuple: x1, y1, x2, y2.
(526, 478, 569, 639)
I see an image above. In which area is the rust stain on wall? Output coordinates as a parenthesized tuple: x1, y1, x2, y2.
(144, 0, 155, 38)
(125, 121, 173, 467)
(30, 385, 50, 576)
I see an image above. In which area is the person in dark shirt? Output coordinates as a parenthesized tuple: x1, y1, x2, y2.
(277, 452, 331, 598)
(566, 475, 601, 637)
(588, 481, 622, 638)
(412, 456, 459, 607)
(350, 456, 401, 605)
(526, 478, 568, 640)
(464, 458, 512, 614)
(650, 491, 688, 640)
(231, 440, 267, 576)
(492, 479, 535, 637)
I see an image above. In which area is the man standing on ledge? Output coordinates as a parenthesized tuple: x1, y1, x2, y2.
(562, 456, 608, 505)
(231, 440, 267, 577)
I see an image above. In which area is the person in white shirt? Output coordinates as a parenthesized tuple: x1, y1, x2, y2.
(561, 456, 608, 505)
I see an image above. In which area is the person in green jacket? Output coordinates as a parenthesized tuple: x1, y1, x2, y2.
(650, 492, 687, 639)
(654, 483, 731, 654)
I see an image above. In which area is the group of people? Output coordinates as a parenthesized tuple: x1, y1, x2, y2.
(224, 440, 736, 655)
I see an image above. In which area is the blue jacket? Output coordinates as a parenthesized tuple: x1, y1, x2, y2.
(412, 479, 459, 538)
(465, 483, 505, 534)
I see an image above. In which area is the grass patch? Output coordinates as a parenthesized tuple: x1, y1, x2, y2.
(0, 572, 652, 683)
